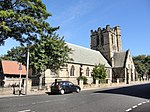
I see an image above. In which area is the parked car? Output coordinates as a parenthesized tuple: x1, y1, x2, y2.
(51, 81, 81, 95)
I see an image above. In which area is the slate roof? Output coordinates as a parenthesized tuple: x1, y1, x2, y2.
(1, 60, 26, 75)
(113, 51, 128, 68)
(67, 43, 111, 67)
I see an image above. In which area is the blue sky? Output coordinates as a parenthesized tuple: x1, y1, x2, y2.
(0, 0, 150, 56)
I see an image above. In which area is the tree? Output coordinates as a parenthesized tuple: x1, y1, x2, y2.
(0, 0, 57, 46)
(0, 46, 27, 62)
(0, 0, 72, 74)
(91, 64, 107, 83)
(30, 34, 72, 74)
(0, 0, 72, 88)
(133, 55, 150, 80)
(1, 35, 72, 74)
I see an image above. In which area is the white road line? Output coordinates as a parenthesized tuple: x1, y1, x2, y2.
(90, 93, 99, 95)
(138, 103, 142, 106)
(44, 100, 49, 103)
(142, 101, 146, 104)
(132, 105, 137, 108)
(18, 109, 31, 112)
(125, 100, 149, 112)
(32, 102, 36, 105)
(125, 108, 132, 112)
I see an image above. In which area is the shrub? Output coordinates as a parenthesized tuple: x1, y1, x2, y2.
(92, 64, 107, 84)
(77, 76, 88, 84)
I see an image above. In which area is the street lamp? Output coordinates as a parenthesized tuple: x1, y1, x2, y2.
(19, 63, 22, 95)
(25, 47, 30, 95)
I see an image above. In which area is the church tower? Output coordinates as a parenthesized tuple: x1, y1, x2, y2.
(90, 25, 122, 65)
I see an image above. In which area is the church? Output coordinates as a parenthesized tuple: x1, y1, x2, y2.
(44, 25, 136, 86)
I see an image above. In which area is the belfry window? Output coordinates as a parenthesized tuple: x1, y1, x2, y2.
(111, 34, 114, 44)
(70, 65, 75, 76)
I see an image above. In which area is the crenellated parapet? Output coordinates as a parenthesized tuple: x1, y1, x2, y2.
(90, 25, 122, 64)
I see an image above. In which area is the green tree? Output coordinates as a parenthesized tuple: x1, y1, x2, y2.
(0, 0, 57, 45)
(133, 55, 150, 79)
(0, 0, 72, 88)
(0, 46, 27, 62)
(30, 34, 72, 74)
(91, 64, 107, 83)
(1, 35, 72, 74)
(0, 0, 72, 74)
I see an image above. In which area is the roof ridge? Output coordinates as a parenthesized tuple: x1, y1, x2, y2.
(66, 42, 100, 53)
(2, 60, 17, 62)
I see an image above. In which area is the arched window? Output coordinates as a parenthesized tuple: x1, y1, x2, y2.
(111, 34, 114, 44)
(86, 67, 90, 76)
(70, 65, 75, 76)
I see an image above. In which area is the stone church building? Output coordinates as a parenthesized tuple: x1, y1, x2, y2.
(0, 25, 136, 87)
(44, 43, 112, 85)
(44, 25, 136, 86)
(90, 25, 136, 84)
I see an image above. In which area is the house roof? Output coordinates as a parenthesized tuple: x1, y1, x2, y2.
(1, 60, 26, 75)
(67, 43, 111, 67)
(113, 51, 128, 68)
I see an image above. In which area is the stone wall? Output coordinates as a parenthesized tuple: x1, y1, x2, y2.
(44, 63, 112, 86)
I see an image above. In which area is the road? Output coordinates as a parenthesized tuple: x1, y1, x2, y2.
(0, 83, 150, 112)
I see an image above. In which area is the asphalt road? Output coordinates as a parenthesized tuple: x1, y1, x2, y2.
(0, 83, 150, 112)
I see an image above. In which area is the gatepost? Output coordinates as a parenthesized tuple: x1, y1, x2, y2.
(117, 78, 120, 84)
(79, 80, 83, 90)
(95, 79, 99, 87)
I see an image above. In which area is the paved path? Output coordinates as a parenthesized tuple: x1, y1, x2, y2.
(0, 81, 149, 98)
(0, 83, 150, 112)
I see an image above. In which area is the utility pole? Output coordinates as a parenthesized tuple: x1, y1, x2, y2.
(19, 63, 22, 95)
(25, 47, 30, 95)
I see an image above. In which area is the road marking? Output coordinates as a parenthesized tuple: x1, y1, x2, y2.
(32, 102, 36, 105)
(132, 105, 137, 108)
(18, 109, 31, 112)
(125, 108, 132, 112)
(142, 101, 146, 104)
(138, 103, 142, 106)
(90, 93, 99, 95)
(125, 100, 150, 112)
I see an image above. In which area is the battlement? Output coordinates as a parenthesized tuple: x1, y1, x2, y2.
(90, 25, 122, 63)
(91, 25, 120, 36)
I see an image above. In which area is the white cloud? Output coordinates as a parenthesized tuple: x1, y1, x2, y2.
(56, 0, 98, 27)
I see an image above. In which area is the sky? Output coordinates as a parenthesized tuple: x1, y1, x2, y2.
(0, 0, 150, 56)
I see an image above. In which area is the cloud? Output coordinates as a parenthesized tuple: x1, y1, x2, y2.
(56, 0, 97, 27)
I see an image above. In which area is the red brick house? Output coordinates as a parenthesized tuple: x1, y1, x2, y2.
(0, 60, 26, 87)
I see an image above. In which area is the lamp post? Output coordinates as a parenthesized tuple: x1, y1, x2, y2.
(25, 47, 30, 95)
(19, 63, 22, 95)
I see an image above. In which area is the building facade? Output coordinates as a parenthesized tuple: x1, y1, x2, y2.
(44, 43, 112, 86)
(0, 60, 26, 87)
(90, 25, 136, 83)
(0, 25, 136, 88)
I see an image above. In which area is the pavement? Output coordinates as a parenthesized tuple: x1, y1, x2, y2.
(0, 81, 150, 99)
(1, 83, 150, 112)
(0, 90, 48, 98)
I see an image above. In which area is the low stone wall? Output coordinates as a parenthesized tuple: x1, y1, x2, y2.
(0, 87, 13, 95)
(82, 80, 150, 90)
(0, 80, 150, 95)
(0, 87, 26, 95)
(0, 79, 32, 95)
